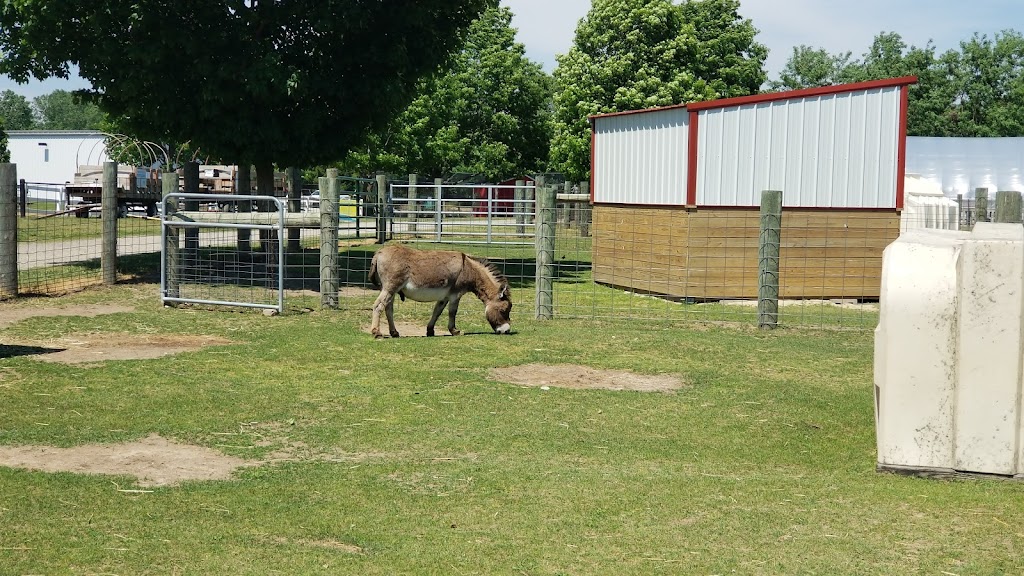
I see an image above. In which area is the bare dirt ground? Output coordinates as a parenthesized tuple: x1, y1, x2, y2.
(26, 333, 234, 364)
(0, 304, 135, 329)
(489, 363, 686, 393)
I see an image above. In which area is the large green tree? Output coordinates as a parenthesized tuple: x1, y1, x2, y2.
(769, 46, 853, 91)
(341, 6, 552, 181)
(0, 0, 494, 191)
(0, 121, 9, 163)
(550, 0, 766, 181)
(34, 89, 106, 130)
(0, 89, 35, 130)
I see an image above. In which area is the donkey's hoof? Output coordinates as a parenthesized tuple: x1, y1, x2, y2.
(390, 331, 401, 338)
(450, 329, 463, 336)
(426, 328, 435, 337)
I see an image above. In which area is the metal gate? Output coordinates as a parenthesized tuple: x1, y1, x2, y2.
(387, 182, 536, 246)
(161, 193, 285, 313)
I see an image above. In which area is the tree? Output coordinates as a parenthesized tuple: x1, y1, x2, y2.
(0, 0, 495, 192)
(550, 0, 766, 181)
(34, 89, 106, 130)
(0, 90, 35, 130)
(341, 6, 552, 181)
(769, 46, 853, 91)
(0, 121, 9, 163)
(944, 30, 1024, 136)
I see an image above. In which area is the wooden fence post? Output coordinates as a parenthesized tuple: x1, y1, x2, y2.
(956, 193, 964, 229)
(994, 191, 1023, 224)
(758, 190, 783, 330)
(408, 173, 418, 221)
(535, 176, 556, 320)
(375, 173, 388, 244)
(320, 168, 340, 309)
(514, 179, 526, 237)
(163, 171, 181, 301)
(0, 163, 17, 299)
(579, 181, 591, 238)
(286, 167, 302, 252)
(102, 161, 118, 285)
(236, 166, 252, 251)
(975, 188, 989, 224)
(434, 177, 444, 241)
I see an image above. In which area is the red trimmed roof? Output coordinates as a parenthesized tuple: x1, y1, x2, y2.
(589, 76, 919, 121)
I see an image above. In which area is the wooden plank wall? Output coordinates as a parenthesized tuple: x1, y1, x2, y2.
(591, 205, 900, 300)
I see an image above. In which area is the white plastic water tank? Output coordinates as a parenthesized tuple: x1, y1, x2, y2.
(875, 222, 1024, 477)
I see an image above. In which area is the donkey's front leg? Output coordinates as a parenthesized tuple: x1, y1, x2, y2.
(426, 300, 448, 337)
(447, 295, 463, 336)
(385, 297, 400, 338)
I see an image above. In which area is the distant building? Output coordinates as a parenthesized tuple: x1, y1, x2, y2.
(906, 136, 1024, 198)
(7, 130, 108, 184)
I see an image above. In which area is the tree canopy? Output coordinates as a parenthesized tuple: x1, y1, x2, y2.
(34, 90, 106, 130)
(0, 0, 495, 186)
(0, 90, 35, 130)
(549, 0, 767, 181)
(770, 29, 1024, 137)
(340, 6, 552, 181)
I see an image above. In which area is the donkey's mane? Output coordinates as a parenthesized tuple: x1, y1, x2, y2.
(468, 255, 510, 293)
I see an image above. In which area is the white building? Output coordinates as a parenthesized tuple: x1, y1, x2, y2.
(7, 130, 108, 185)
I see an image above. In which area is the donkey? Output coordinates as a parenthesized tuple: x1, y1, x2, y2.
(368, 243, 513, 338)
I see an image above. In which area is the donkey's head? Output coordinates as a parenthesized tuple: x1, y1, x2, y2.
(485, 284, 513, 334)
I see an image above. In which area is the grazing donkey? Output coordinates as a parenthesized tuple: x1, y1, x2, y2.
(368, 244, 513, 338)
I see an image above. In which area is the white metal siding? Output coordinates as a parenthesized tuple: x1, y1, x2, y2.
(592, 108, 689, 205)
(695, 87, 902, 208)
(8, 131, 107, 185)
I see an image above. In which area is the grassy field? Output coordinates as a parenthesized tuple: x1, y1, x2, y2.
(1, 282, 1021, 575)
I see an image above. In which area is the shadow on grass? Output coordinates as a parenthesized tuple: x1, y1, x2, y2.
(0, 344, 66, 359)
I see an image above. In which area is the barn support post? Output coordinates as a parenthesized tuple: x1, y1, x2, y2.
(579, 181, 592, 238)
(183, 162, 200, 260)
(320, 168, 340, 309)
(101, 161, 118, 286)
(994, 191, 1023, 224)
(514, 179, 526, 236)
(375, 173, 388, 244)
(535, 176, 556, 320)
(0, 164, 18, 300)
(236, 166, 252, 251)
(286, 167, 302, 252)
(975, 188, 989, 224)
(758, 190, 783, 330)
(162, 171, 181, 301)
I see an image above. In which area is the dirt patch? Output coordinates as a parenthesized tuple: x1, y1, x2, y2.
(361, 321, 453, 338)
(489, 363, 685, 392)
(25, 333, 234, 364)
(0, 304, 135, 329)
(271, 537, 363, 554)
(0, 433, 250, 487)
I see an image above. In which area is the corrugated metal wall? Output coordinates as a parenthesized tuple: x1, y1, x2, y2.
(695, 87, 902, 208)
(592, 107, 689, 205)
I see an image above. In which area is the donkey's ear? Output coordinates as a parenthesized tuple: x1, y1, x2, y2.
(499, 285, 508, 299)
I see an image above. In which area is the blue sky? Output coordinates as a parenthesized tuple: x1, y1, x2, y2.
(2, 0, 1022, 98)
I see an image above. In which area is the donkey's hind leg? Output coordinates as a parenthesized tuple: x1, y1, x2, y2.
(426, 300, 448, 337)
(371, 290, 398, 339)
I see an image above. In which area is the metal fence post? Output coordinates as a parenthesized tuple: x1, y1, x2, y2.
(18, 178, 27, 217)
(535, 177, 556, 320)
(758, 190, 783, 329)
(102, 161, 118, 285)
(162, 172, 181, 301)
(994, 191, 1023, 224)
(320, 168, 340, 309)
(0, 163, 17, 299)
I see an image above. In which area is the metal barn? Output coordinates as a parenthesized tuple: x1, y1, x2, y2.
(588, 76, 918, 300)
(7, 130, 108, 184)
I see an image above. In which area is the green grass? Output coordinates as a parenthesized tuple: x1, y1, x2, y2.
(18, 214, 161, 242)
(1, 282, 1021, 574)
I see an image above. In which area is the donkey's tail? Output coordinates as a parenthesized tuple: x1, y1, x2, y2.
(368, 253, 380, 288)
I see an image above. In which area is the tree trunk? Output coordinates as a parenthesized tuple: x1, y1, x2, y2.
(255, 161, 278, 266)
